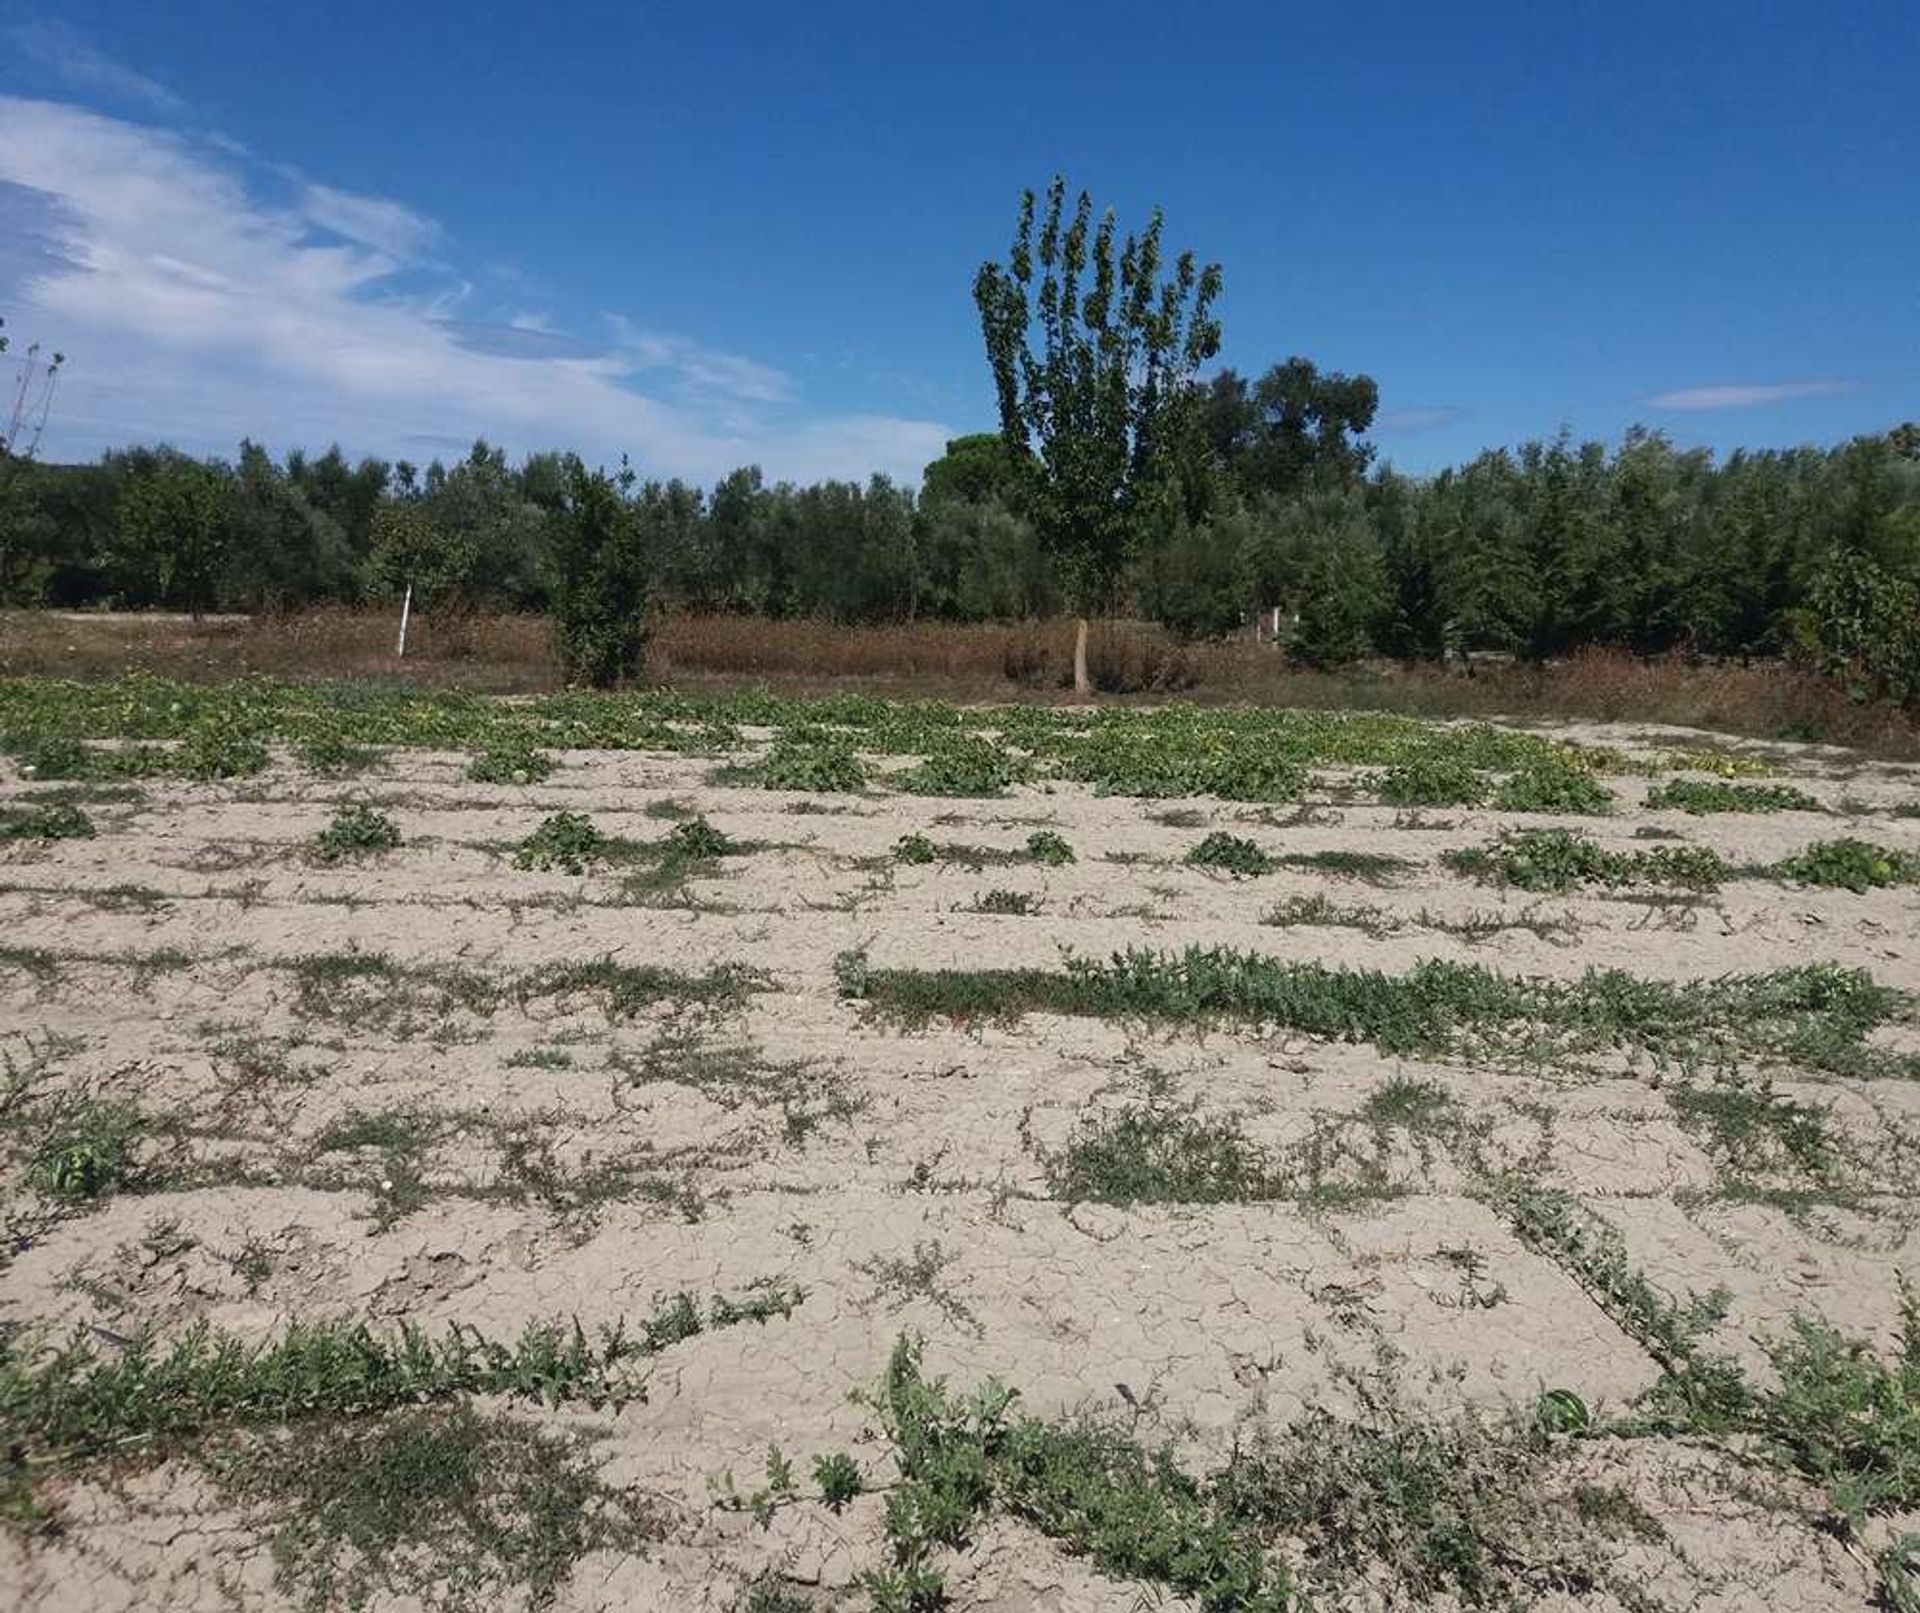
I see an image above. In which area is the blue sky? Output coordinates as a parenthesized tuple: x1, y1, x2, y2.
(1, 1, 1913, 483)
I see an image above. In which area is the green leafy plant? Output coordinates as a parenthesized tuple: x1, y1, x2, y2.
(1185, 831, 1273, 876)
(897, 735, 1028, 796)
(0, 800, 94, 842)
(1493, 759, 1614, 814)
(1444, 828, 1728, 892)
(466, 739, 555, 785)
(970, 888, 1036, 915)
(1374, 755, 1487, 807)
(813, 1450, 864, 1511)
(1023, 829, 1074, 865)
(21, 1096, 145, 1200)
(1646, 777, 1819, 814)
(178, 723, 269, 781)
(1771, 837, 1920, 892)
(312, 803, 402, 863)
(513, 812, 605, 873)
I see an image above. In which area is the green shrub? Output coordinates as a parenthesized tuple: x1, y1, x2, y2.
(513, 812, 605, 873)
(1494, 760, 1613, 814)
(23, 1097, 145, 1200)
(178, 725, 268, 781)
(1375, 755, 1488, 807)
(665, 816, 733, 859)
(752, 732, 867, 793)
(971, 889, 1037, 916)
(1646, 778, 1819, 814)
(1772, 838, 1920, 892)
(550, 458, 646, 688)
(5, 735, 96, 780)
(1024, 829, 1075, 866)
(896, 735, 1027, 796)
(0, 801, 95, 842)
(466, 740, 555, 785)
(312, 803, 402, 863)
(1445, 828, 1727, 892)
(894, 832, 937, 865)
(1185, 831, 1274, 876)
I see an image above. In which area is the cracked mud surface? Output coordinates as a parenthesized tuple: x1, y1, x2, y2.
(3, 718, 1918, 1610)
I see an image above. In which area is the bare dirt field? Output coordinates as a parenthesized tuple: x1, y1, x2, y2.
(3, 688, 1919, 1611)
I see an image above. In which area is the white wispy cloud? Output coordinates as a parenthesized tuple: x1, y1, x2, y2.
(1642, 380, 1853, 411)
(0, 94, 950, 483)
(5, 18, 183, 115)
(298, 182, 443, 263)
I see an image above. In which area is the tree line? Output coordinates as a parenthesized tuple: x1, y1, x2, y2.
(2, 175, 1916, 699)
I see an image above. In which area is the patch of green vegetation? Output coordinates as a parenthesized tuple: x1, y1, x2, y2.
(1024, 828, 1074, 865)
(1771, 837, 1920, 892)
(0, 800, 94, 842)
(1444, 828, 1729, 892)
(1358, 1076, 1456, 1137)
(893, 829, 1072, 870)
(216, 1404, 650, 1613)
(1646, 778, 1820, 814)
(1374, 755, 1487, 807)
(1042, 1104, 1275, 1205)
(178, 723, 270, 781)
(1668, 1077, 1837, 1182)
(1492, 758, 1614, 814)
(311, 802, 402, 863)
(729, 730, 867, 793)
(854, 1240, 978, 1333)
(841, 946, 1906, 1077)
(643, 796, 695, 820)
(1272, 849, 1413, 883)
(513, 811, 607, 873)
(294, 729, 381, 776)
(1185, 831, 1273, 876)
(16, 1095, 146, 1200)
(1147, 806, 1207, 828)
(0, 1285, 803, 1469)
(896, 735, 1029, 796)
(860, 1334, 1651, 1613)
(1262, 895, 1577, 945)
(969, 888, 1037, 916)
(1660, 747, 1780, 778)
(466, 740, 555, 784)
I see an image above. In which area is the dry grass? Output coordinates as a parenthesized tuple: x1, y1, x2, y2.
(4, 608, 1915, 757)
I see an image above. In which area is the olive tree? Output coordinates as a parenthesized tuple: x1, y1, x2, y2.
(974, 177, 1222, 692)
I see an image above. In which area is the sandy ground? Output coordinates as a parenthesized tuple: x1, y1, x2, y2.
(2, 722, 1919, 1610)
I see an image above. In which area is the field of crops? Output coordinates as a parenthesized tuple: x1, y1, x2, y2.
(4, 677, 1920, 1612)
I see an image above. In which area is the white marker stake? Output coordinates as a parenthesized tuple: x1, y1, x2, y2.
(396, 583, 413, 658)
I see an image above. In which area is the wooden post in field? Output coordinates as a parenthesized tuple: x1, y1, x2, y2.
(396, 583, 413, 658)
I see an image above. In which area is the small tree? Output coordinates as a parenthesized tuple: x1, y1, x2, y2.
(549, 456, 645, 687)
(117, 453, 231, 616)
(975, 177, 1223, 692)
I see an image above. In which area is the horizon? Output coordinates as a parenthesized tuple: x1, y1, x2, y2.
(2, 2, 1915, 485)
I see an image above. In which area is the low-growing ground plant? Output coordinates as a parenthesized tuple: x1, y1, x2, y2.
(1493, 759, 1614, 814)
(730, 730, 867, 793)
(214, 1404, 652, 1613)
(179, 724, 270, 781)
(1374, 755, 1488, 807)
(18, 1094, 146, 1200)
(1185, 831, 1273, 876)
(895, 734, 1028, 796)
(0, 801, 94, 842)
(513, 811, 605, 873)
(969, 889, 1037, 916)
(1274, 848, 1412, 883)
(311, 803, 402, 863)
(1444, 828, 1728, 892)
(1024, 828, 1074, 865)
(1645, 777, 1820, 814)
(1771, 837, 1920, 892)
(294, 729, 382, 776)
(466, 739, 555, 784)
(1042, 1103, 1276, 1204)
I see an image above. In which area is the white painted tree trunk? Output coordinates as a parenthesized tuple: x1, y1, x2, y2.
(1073, 617, 1090, 696)
(396, 583, 413, 657)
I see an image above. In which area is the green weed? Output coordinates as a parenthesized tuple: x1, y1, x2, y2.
(311, 803, 402, 863)
(1771, 837, 1920, 892)
(466, 740, 555, 784)
(1185, 831, 1273, 876)
(1646, 778, 1820, 814)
